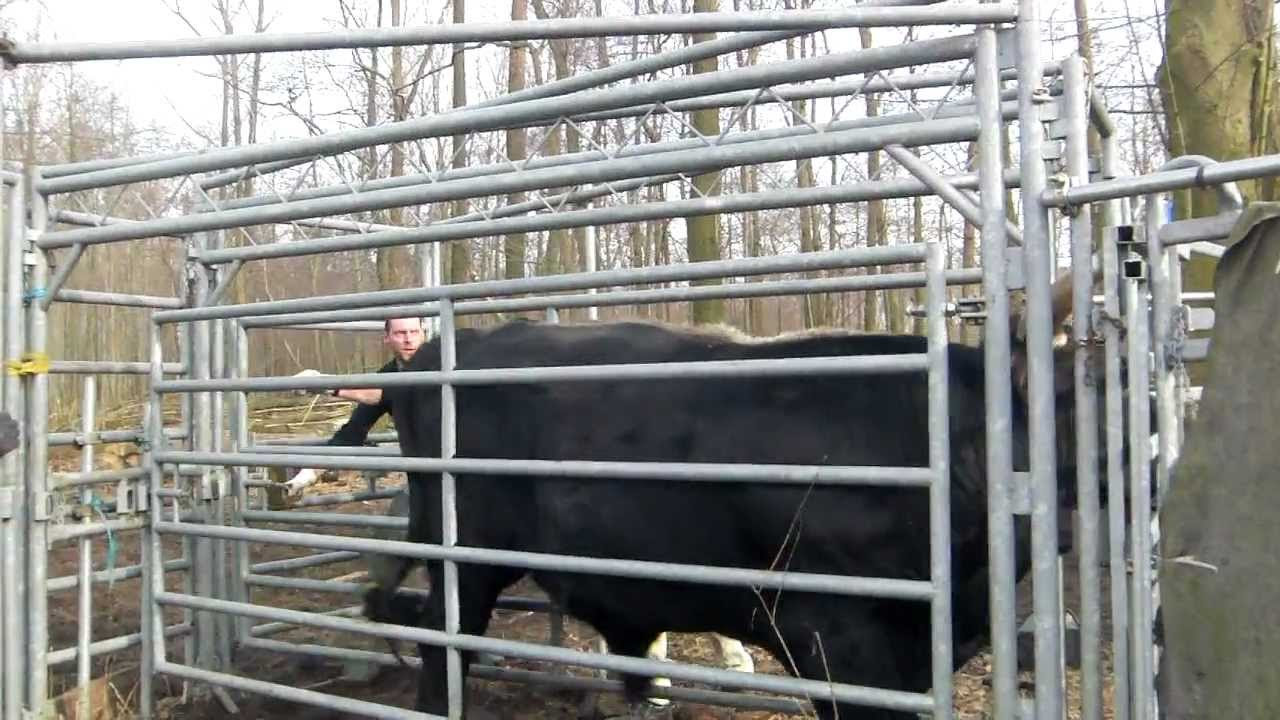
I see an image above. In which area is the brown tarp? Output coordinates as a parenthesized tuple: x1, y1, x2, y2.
(1158, 201, 1280, 719)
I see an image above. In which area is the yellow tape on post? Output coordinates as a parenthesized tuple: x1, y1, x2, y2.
(5, 352, 50, 376)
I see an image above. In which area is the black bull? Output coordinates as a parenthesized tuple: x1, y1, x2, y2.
(365, 283, 1127, 718)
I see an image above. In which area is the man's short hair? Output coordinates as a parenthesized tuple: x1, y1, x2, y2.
(384, 317, 425, 333)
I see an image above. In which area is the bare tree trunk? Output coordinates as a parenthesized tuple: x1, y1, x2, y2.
(377, 0, 416, 290)
(448, 0, 472, 286)
(503, 0, 529, 280)
(860, 27, 884, 332)
(685, 0, 724, 325)
(531, 0, 579, 277)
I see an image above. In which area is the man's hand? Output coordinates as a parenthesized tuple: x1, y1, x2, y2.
(284, 468, 318, 496)
(291, 369, 329, 397)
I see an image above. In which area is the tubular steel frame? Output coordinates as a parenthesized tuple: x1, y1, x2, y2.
(0, 2, 1259, 719)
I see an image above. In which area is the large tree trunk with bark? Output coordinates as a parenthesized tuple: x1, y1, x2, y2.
(1158, 0, 1275, 299)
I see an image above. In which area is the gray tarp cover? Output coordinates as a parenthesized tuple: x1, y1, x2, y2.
(1158, 201, 1280, 719)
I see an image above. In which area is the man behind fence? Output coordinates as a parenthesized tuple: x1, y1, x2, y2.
(283, 315, 426, 496)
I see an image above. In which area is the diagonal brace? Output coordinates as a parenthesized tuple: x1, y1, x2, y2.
(885, 144, 1022, 245)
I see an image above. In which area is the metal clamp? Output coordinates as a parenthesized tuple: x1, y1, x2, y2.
(0, 487, 15, 519)
(116, 480, 139, 515)
(904, 302, 960, 319)
(31, 490, 54, 522)
(953, 297, 989, 325)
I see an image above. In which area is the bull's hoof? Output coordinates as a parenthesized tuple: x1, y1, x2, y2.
(362, 584, 427, 626)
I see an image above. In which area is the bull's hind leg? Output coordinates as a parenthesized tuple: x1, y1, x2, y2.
(593, 629, 674, 712)
(762, 604, 923, 720)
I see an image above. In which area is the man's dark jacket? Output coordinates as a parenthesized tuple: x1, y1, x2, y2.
(327, 358, 398, 447)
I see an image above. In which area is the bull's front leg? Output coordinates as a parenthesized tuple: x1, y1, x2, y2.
(414, 580, 456, 715)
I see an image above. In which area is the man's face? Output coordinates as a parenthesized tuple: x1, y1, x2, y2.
(384, 318, 425, 364)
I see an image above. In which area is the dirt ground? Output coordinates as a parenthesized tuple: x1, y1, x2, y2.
(44, 427, 1118, 720)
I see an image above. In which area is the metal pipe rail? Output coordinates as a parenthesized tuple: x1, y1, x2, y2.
(46, 623, 193, 668)
(157, 244, 930, 322)
(1048, 151, 1280, 207)
(197, 166, 997, 266)
(48, 427, 187, 447)
(49, 361, 185, 375)
(157, 659, 439, 720)
(52, 289, 184, 309)
(242, 509, 404, 530)
(242, 636, 809, 715)
(1159, 211, 1241, 246)
(48, 516, 149, 544)
(192, 22, 818, 192)
(208, 102, 1018, 217)
(154, 521, 934, 601)
(238, 266, 986, 328)
(249, 551, 361, 575)
(41, 115, 982, 249)
(155, 590, 935, 714)
(249, 605, 365, 639)
(289, 487, 404, 509)
(48, 558, 190, 593)
(38, 34, 981, 195)
(49, 467, 148, 490)
(7, 7, 1015, 65)
(573, 73, 1024, 125)
(158, 449, 935, 489)
(244, 445, 399, 457)
(254, 431, 399, 446)
(156, 354, 929, 395)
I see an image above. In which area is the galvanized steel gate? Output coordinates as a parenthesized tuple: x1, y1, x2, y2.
(0, 1, 1266, 718)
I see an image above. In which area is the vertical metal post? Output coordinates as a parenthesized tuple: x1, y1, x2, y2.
(0, 71, 6, 720)
(1145, 192, 1176, 500)
(1127, 202, 1156, 720)
(190, 231, 217, 689)
(584, 223, 599, 321)
(230, 321, 251, 643)
(209, 236, 232, 668)
(539, 305, 566, 647)
(1167, 258, 1186, 450)
(1015, 2, 1066, 717)
(76, 376, 96, 719)
(438, 298, 463, 719)
(420, 244, 442, 339)
(141, 321, 172, 720)
(974, 20, 1017, 720)
(0, 65, 6, 420)
(925, 241, 953, 720)
(1062, 54, 1104, 720)
(24, 167, 51, 718)
(174, 238, 195, 691)
(2, 173, 27, 720)
(1100, 138, 1131, 720)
